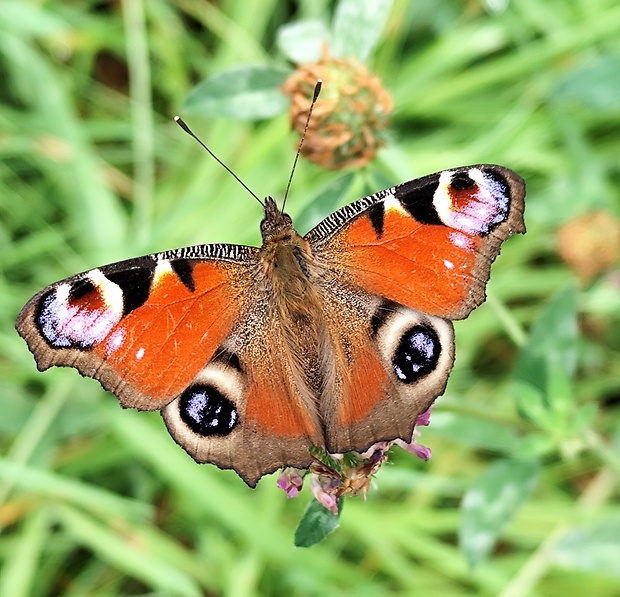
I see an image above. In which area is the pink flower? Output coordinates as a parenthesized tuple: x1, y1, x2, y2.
(416, 408, 432, 427)
(276, 468, 304, 498)
(310, 473, 340, 515)
(395, 408, 433, 460)
(395, 438, 432, 461)
(277, 407, 435, 512)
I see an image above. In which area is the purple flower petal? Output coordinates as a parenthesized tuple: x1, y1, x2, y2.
(357, 441, 390, 460)
(310, 475, 339, 515)
(277, 468, 304, 498)
(396, 438, 432, 461)
(416, 408, 432, 427)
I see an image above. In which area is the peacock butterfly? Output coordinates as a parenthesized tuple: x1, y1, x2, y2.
(16, 121, 525, 487)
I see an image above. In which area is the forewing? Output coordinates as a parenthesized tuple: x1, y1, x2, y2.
(307, 165, 525, 320)
(16, 244, 258, 411)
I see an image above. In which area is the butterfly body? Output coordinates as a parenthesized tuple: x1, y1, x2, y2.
(17, 165, 525, 486)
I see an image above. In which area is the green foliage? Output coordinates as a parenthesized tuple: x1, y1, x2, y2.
(554, 517, 620, 579)
(295, 498, 343, 548)
(183, 65, 292, 119)
(330, 0, 393, 61)
(460, 459, 539, 568)
(1, 0, 619, 595)
(514, 286, 595, 449)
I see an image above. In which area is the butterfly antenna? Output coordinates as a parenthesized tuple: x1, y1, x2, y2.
(174, 116, 264, 207)
(281, 79, 322, 213)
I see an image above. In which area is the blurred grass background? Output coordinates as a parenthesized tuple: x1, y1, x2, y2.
(1, 0, 619, 595)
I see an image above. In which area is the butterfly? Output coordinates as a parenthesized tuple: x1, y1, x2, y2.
(16, 164, 525, 487)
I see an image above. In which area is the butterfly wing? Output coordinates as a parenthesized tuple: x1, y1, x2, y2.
(161, 299, 324, 485)
(16, 244, 323, 485)
(16, 245, 261, 410)
(310, 289, 456, 455)
(307, 165, 525, 319)
(306, 165, 525, 452)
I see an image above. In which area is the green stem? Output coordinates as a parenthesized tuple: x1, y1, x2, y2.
(123, 0, 155, 248)
(487, 293, 527, 347)
(0, 378, 70, 506)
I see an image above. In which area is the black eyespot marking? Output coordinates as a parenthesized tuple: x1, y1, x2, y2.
(213, 349, 243, 373)
(393, 325, 441, 384)
(179, 384, 239, 437)
(370, 300, 399, 337)
(171, 259, 196, 292)
(450, 172, 476, 191)
(106, 267, 154, 316)
(394, 180, 443, 225)
(367, 203, 385, 237)
(69, 279, 96, 302)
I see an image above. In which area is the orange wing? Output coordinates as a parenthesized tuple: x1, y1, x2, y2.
(17, 243, 325, 485)
(16, 244, 258, 410)
(307, 165, 525, 320)
(161, 313, 324, 486)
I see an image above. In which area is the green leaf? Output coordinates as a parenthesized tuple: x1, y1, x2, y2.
(183, 65, 292, 120)
(515, 285, 578, 391)
(277, 19, 330, 64)
(460, 459, 539, 567)
(514, 381, 555, 430)
(514, 286, 578, 430)
(554, 53, 620, 111)
(554, 517, 620, 578)
(294, 498, 343, 547)
(331, 0, 393, 61)
(515, 433, 557, 458)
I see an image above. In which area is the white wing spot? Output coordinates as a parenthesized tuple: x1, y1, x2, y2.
(105, 328, 126, 356)
(384, 193, 407, 215)
(87, 269, 124, 314)
(432, 171, 455, 225)
(450, 231, 473, 250)
(153, 259, 174, 287)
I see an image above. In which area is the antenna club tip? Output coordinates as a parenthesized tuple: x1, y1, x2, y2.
(313, 79, 322, 101)
(174, 116, 191, 134)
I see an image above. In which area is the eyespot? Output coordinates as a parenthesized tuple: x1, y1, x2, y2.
(35, 280, 123, 350)
(179, 384, 238, 436)
(393, 325, 441, 383)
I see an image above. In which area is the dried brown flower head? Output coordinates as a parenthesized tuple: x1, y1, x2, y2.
(281, 54, 393, 170)
(557, 211, 620, 281)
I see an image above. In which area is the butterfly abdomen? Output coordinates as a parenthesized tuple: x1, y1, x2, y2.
(260, 222, 333, 397)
